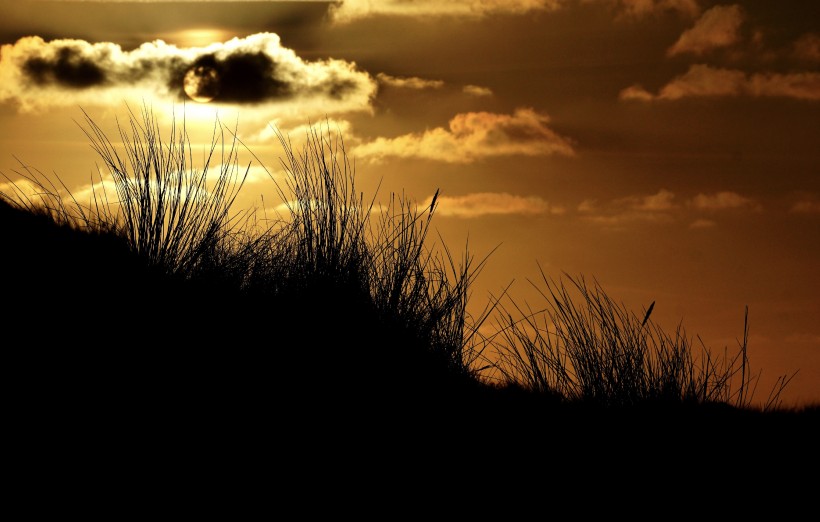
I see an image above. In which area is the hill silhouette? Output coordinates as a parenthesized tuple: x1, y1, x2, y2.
(2, 108, 817, 480)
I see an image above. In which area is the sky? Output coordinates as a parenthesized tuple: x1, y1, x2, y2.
(1, 0, 818, 407)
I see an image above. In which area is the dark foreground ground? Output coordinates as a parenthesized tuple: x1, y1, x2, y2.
(2, 198, 818, 502)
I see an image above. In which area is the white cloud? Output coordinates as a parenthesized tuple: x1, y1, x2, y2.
(352, 108, 575, 163)
(667, 4, 744, 56)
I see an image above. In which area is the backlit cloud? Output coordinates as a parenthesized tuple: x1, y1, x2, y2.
(352, 108, 575, 163)
(425, 192, 563, 218)
(620, 64, 820, 101)
(330, 0, 700, 22)
(463, 85, 493, 97)
(667, 4, 744, 56)
(330, 0, 565, 23)
(0, 33, 377, 115)
(376, 73, 444, 90)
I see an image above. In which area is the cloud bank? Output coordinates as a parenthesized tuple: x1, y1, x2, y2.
(0, 33, 377, 114)
(352, 108, 575, 163)
(620, 64, 820, 101)
(578, 189, 760, 227)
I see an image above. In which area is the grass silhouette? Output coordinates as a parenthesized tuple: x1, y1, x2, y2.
(2, 105, 817, 457)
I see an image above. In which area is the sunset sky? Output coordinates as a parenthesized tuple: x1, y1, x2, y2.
(1, 0, 818, 406)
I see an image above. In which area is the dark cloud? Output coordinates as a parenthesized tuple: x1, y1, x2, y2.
(0, 33, 376, 114)
(167, 51, 291, 103)
(22, 44, 107, 88)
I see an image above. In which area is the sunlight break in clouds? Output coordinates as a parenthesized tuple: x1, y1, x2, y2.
(425, 192, 563, 218)
(620, 64, 820, 101)
(667, 4, 744, 56)
(0, 33, 376, 115)
(353, 108, 575, 164)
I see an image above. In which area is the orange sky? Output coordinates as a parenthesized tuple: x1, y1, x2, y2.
(1, 0, 818, 407)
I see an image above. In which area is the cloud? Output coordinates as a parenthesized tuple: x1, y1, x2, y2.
(579, 189, 764, 228)
(579, 189, 678, 227)
(376, 73, 444, 90)
(791, 200, 820, 214)
(329, 0, 701, 22)
(620, 64, 820, 101)
(0, 33, 377, 115)
(793, 33, 820, 64)
(251, 118, 354, 145)
(608, 0, 700, 19)
(689, 219, 716, 229)
(625, 188, 676, 211)
(424, 192, 563, 218)
(352, 108, 575, 163)
(667, 4, 744, 56)
(463, 85, 493, 97)
(329, 0, 565, 22)
(688, 191, 759, 211)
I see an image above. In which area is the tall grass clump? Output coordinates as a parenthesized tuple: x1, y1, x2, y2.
(258, 122, 493, 380)
(77, 104, 251, 276)
(491, 268, 795, 411)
